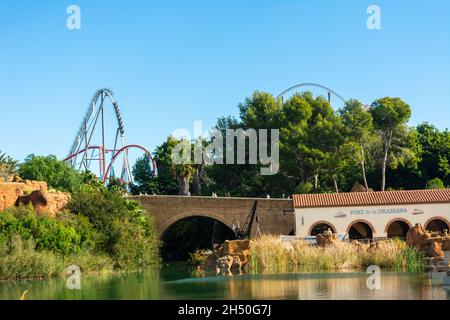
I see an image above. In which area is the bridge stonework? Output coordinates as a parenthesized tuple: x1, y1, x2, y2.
(132, 195, 294, 238)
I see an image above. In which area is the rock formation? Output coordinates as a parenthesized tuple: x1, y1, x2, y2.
(316, 228, 339, 247)
(216, 255, 234, 272)
(199, 240, 253, 273)
(0, 179, 70, 217)
(216, 255, 243, 273)
(405, 223, 450, 259)
(222, 239, 252, 266)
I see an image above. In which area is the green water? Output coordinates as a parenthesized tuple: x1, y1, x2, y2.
(0, 263, 448, 300)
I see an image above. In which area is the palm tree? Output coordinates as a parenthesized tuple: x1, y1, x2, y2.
(173, 163, 195, 196)
(0, 151, 18, 181)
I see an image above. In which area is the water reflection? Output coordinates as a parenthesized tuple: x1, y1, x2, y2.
(0, 265, 448, 300)
(162, 272, 448, 300)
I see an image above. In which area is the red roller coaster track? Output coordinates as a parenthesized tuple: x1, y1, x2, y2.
(64, 89, 156, 185)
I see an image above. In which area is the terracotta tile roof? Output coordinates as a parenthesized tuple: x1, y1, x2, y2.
(293, 189, 450, 208)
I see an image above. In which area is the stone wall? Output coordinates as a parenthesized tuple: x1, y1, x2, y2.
(132, 195, 294, 238)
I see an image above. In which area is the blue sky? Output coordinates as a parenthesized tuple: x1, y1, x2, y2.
(1, 0, 449, 162)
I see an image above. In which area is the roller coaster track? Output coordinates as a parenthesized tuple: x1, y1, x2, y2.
(65, 89, 155, 185)
(276, 83, 347, 105)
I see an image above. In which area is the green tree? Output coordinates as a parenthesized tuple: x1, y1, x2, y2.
(339, 99, 377, 191)
(415, 123, 450, 185)
(130, 153, 160, 195)
(426, 178, 446, 189)
(18, 155, 82, 192)
(157, 137, 191, 195)
(131, 137, 192, 196)
(370, 97, 412, 191)
(207, 115, 265, 196)
(279, 92, 340, 193)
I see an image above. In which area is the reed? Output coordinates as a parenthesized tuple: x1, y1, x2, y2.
(250, 235, 425, 273)
(0, 235, 64, 280)
(0, 234, 115, 280)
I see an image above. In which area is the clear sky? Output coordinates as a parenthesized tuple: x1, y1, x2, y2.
(1, 0, 449, 162)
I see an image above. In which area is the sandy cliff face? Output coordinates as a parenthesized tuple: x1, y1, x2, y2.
(0, 179, 70, 217)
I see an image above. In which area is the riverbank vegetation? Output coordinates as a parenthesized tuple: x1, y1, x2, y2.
(0, 156, 160, 280)
(249, 235, 425, 273)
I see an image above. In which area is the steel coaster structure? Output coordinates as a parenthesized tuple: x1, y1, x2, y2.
(64, 88, 156, 185)
(276, 83, 347, 105)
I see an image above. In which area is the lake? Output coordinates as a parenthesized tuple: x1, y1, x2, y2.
(0, 263, 448, 300)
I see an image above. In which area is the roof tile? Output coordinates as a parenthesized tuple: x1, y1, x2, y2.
(292, 189, 450, 208)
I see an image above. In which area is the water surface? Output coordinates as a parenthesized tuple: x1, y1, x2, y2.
(0, 263, 448, 300)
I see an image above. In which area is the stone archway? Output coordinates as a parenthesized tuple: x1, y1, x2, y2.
(424, 217, 450, 233)
(160, 215, 236, 261)
(347, 220, 375, 240)
(385, 218, 412, 239)
(160, 211, 235, 240)
(308, 221, 337, 236)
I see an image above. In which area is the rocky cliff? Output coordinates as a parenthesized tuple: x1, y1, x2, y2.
(0, 179, 70, 217)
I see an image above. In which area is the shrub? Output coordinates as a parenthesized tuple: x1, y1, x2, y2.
(188, 249, 208, 265)
(0, 206, 96, 255)
(426, 177, 446, 190)
(18, 154, 83, 192)
(67, 186, 161, 268)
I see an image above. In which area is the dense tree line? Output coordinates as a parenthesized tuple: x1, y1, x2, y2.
(130, 92, 448, 196)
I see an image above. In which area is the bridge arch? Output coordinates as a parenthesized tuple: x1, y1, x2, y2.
(160, 213, 237, 261)
(160, 212, 235, 239)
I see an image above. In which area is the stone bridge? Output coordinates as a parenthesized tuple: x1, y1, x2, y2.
(131, 195, 294, 238)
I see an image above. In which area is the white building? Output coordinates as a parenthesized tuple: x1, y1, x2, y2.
(293, 189, 450, 240)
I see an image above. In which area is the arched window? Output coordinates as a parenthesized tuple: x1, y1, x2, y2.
(309, 222, 336, 236)
(348, 221, 374, 240)
(386, 220, 411, 239)
(425, 218, 450, 233)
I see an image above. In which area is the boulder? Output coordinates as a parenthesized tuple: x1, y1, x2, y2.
(406, 223, 447, 259)
(406, 223, 426, 250)
(216, 255, 234, 272)
(222, 240, 251, 265)
(316, 228, 339, 247)
(427, 242, 444, 259)
(15, 190, 70, 217)
(442, 237, 450, 251)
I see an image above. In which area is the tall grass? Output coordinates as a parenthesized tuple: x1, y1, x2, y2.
(0, 235, 64, 279)
(250, 235, 425, 273)
(0, 234, 115, 280)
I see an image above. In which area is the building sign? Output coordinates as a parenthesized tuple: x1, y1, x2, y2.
(349, 208, 408, 216)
